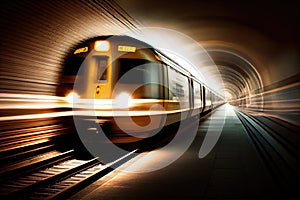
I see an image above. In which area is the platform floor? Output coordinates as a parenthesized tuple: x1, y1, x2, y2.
(70, 104, 281, 199)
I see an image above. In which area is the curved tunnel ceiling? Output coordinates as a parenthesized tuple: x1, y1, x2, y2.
(206, 48, 264, 106)
(0, 0, 138, 95)
(116, 0, 299, 111)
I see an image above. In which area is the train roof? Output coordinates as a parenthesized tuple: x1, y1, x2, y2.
(76, 35, 153, 49)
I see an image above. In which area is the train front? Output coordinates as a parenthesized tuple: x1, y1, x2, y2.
(57, 36, 169, 143)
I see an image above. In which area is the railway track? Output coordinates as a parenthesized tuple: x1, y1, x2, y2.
(0, 117, 138, 199)
(0, 115, 193, 199)
(0, 110, 178, 199)
(235, 109, 300, 198)
(0, 148, 137, 200)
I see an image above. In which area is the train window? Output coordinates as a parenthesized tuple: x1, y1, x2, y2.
(96, 56, 108, 82)
(206, 89, 212, 106)
(117, 59, 150, 84)
(168, 66, 190, 108)
(116, 58, 163, 99)
(193, 81, 201, 108)
(63, 57, 85, 76)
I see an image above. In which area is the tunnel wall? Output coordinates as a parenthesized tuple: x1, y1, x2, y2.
(202, 29, 299, 127)
(0, 0, 138, 95)
(0, 0, 139, 155)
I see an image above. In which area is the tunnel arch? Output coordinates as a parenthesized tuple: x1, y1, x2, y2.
(203, 47, 264, 110)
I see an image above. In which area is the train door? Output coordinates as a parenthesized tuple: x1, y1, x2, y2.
(89, 40, 113, 99)
(202, 86, 206, 113)
(162, 63, 169, 109)
(94, 56, 112, 99)
(199, 84, 203, 108)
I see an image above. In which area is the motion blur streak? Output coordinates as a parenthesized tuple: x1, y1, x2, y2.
(0, 0, 138, 96)
(0, 1, 140, 156)
(0, 111, 73, 122)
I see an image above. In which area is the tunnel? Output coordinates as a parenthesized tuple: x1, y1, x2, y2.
(0, 0, 299, 199)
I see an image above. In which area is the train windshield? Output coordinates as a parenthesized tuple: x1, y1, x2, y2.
(115, 58, 163, 99)
(63, 57, 86, 76)
(117, 59, 151, 84)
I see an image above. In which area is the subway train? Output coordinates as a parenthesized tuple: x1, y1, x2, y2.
(57, 35, 224, 143)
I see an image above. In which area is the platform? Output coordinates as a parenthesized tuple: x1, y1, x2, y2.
(70, 104, 281, 199)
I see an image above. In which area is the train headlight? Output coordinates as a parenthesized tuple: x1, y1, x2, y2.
(94, 41, 110, 52)
(114, 93, 132, 109)
(65, 91, 80, 104)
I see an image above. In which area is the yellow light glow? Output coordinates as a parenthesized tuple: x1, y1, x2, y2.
(74, 47, 88, 54)
(65, 91, 80, 103)
(94, 41, 110, 51)
(113, 93, 132, 109)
